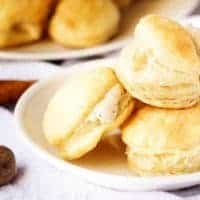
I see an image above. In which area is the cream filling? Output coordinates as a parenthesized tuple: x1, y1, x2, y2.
(88, 84, 124, 124)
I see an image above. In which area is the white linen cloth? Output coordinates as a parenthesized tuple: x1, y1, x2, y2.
(0, 60, 200, 200)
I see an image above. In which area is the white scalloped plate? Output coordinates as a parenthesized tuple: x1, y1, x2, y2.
(15, 58, 200, 191)
(1, 0, 200, 60)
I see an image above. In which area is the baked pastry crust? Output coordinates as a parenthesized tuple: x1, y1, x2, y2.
(0, 0, 55, 48)
(122, 103, 200, 175)
(49, 0, 120, 48)
(43, 68, 134, 160)
(116, 15, 200, 109)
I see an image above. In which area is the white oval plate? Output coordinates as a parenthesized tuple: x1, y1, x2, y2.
(15, 58, 200, 191)
(1, 0, 199, 61)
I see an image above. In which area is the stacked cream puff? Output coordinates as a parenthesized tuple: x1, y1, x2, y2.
(43, 15, 200, 176)
(117, 15, 200, 176)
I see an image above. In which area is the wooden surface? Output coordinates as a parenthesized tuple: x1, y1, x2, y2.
(0, 81, 34, 105)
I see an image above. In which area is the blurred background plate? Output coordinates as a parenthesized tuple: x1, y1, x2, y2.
(0, 0, 199, 61)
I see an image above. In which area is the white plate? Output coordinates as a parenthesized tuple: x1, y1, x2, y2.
(1, 0, 199, 61)
(15, 58, 200, 191)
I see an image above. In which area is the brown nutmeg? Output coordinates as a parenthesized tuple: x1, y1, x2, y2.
(0, 146, 16, 186)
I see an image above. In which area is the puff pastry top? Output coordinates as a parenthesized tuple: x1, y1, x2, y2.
(117, 15, 200, 108)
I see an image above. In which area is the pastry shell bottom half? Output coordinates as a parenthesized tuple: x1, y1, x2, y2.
(122, 102, 200, 176)
(127, 147, 200, 176)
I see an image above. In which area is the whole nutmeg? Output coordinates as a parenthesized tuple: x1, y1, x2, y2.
(0, 146, 16, 186)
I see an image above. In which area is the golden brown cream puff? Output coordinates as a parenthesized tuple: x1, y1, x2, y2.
(43, 67, 134, 160)
(122, 103, 200, 175)
(49, 0, 120, 48)
(116, 15, 200, 109)
(0, 0, 55, 48)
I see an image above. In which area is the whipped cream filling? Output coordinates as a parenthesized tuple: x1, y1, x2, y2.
(88, 84, 123, 124)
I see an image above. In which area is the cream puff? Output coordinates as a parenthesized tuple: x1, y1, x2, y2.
(0, 0, 55, 48)
(43, 68, 134, 160)
(122, 103, 200, 176)
(49, 0, 120, 48)
(116, 15, 200, 109)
